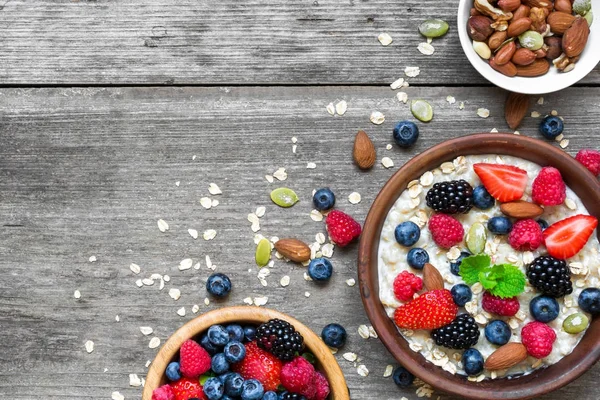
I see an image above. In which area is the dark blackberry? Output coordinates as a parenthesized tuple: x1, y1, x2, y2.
(426, 180, 474, 214)
(255, 318, 304, 361)
(526, 255, 573, 298)
(431, 314, 480, 349)
(280, 393, 307, 400)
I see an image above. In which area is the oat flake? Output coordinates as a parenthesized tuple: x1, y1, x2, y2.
(357, 365, 369, 377)
(265, 175, 274, 183)
(370, 111, 385, 125)
(140, 327, 153, 335)
(305, 291, 311, 297)
(386, 143, 393, 150)
(348, 192, 361, 204)
(310, 209, 324, 222)
(381, 157, 394, 169)
(111, 392, 125, 400)
(254, 296, 268, 306)
(169, 288, 181, 301)
(316, 233, 326, 244)
(397, 92, 408, 103)
(560, 139, 569, 149)
(405, 66, 420, 77)
(280, 275, 290, 287)
(157, 219, 169, 232)
(179, 258, 193, 271)
(273, 168, 288, 181)
(307, 162, 317, 169)
(378, 32, 393, 46)
(358, 325, 370, 339)
(89, 255, 97, 263)
(531, 111, 541, 118)
(346, 278, 356, 286)
(446, 96, 456, 104)
(335, 100, 347, 115)
(200, 197, 212, 209)
(384, 365, 394, 377)
(115, 315, 120, 322)
(417, 42, 435, 55)
(255, 206, 266, 218)
(177, 307, 186, 316)
(477, 108, 490, 118)
(149, 337, 161, 349)
(565, 198, 577, 210)
(192, 304, 200, 313)
(130, 263, 141, 274)
(208, 183, 222, 195)
(203, 229, 217, 240)
(322, 243, 334, 258)
(85, 340, 94, 353)
(459, 102, 465, 110)
(343, 352, 358, 362)
(135, 279, 143, 287)
(390, 77, 405, 90)
(187, 229, 199, 239)
(74, 290, 81, 299)
(326, 102, 335, 115)
(129, 374, 142, 387)
(537, 97, 544, 105)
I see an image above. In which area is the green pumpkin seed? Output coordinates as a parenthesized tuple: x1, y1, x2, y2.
(255, 238, 271, 267)
(418, 19, 449, 38)
(573, 0, 591, 16)
(466, 222, 487, 255)
(563, 312, 589, 334)
(270, 187, 299, 208)
(518, 31, 544, 51)
(584, 10, 593, 26)
(410, 100, 434, 122)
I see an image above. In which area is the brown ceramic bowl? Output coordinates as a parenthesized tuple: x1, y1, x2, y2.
(357, 133, 600, 400)
(142, 306, 349, 400)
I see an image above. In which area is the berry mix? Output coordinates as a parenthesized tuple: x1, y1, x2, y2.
(378, 153, 600, 378)
(152, 319, 331, 400)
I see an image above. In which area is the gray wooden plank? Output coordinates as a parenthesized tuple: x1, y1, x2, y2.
(1, 0, 598, 85)
(1, 86, 599, 399)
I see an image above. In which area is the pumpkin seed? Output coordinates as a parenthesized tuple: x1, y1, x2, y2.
(410, 100, 434, 122)
(563, 312, 589, 334)
(584, 10, 593, 25)
(466, 222, 487, 255)
(418, 19, 449, 38)
(573, 0, 591, 16)
(518, 31, 543, 51)
(255, 238, 271, 267)
(270, 187, 299, 208)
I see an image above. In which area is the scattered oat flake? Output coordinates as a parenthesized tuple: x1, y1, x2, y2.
(348, 192, 361, 204)
(208, 183, 222, 195)
(326, 102, 335, 115)
(135, 279, 143, 287)
(531, 111, 541, 118)
(537, 97, 544, 105)
(459, 102, 465, 110)
(397, 92, 408, 103)
(357, 365, 369, 377)
(322, 243, 334, 258)
(370, 111, 385, 125)
(418, 42, 435, 55)
(386, 143, 393, 150)
(384, 365, 394, 377)
(115, 315, 120, 322)
(203, 230, 217, 240)
(74, 290, 81, 299)
(200, 197, 212, 209)
(551, 110, 558, 116)
(405, 66, 420, 77)
(555, 133, 564, 142)
(560, 139, 569, 148)
(307, 162, 317, 169)
(310, 209, 324, 222)
(446, 96, 456, 104)
(280, 275, 290, 287)
(192, 304, 200, 313)
(112, 392, 125, 400)
(243, 297, 253, 305)
(335, 100, 348, 115)
(142, 278, 154, 286)
(292, 144, 297, 153)
(343, 352, 358, 362)
(346, 278, 356, 287)
(140, 326, 153, 336)
(179, 258, 193, 271)
(185, 229, 198, 240)
(130, 263, 141, 274)
(85, 340, 94, 353)
(254, 296, 268, 306)
(477, 108, 490, 118)
(255, 206, 266, 218)
(175, 181, 180, 186)
(390, 77, 405, 90)
(381, 157, 394, 169)
(157, 219, 169, 232)
(149, 337, 160, 349)
(305, 291, 311, 297)
(89, 255, 97, 263)
(177, 307, 186, 316)
(378, 32, 393, 46)
(358, 325, 370, 339)
(273, 168, 287, 181)
(204, 297, 210, 306)
(169, 288, 181, 301)
(129, 374, 142, 387)
(265, 175, 274, 183)
(291, 137, 298, 144)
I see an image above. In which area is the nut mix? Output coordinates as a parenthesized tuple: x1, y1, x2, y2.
(467, 0, 593, 76)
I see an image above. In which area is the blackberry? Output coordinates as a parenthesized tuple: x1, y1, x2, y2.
(281, 393, 307, 400)
(255, 318, 304, 361)
(426, 180, 474, 214)
(431, 314, 480, 349)
(526, 255, 573, 298)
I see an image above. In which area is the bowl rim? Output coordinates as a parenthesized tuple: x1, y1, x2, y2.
(357, 133, 600, 400)
(142, 306, 350, 400)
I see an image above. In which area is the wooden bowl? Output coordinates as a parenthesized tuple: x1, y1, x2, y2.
(357, 133, 600, 400)
(142, 306, 350, 400)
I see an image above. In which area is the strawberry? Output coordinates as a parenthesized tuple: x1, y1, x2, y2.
(473, 163, 528, 202)
(532, 167, 566, 206)
(325, 210, 361, 247)
(393, 289, 458, 330)
(232, 341, 282, 391)
(179, 339, 212, 379)
(170, 377, 206, 400)
(543, 215, 598, 259)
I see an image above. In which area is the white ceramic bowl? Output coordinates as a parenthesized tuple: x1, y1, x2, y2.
(458, 0, 600, 94)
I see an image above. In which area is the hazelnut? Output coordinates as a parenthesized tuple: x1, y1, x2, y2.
(468, 15, 494, 41)
(544, 37, 562, 60)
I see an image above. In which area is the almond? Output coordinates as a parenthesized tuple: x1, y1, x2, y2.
(495, 41, 517, 65)
(423, 263, 445, 291)
(353, 130, 376, 170)
(513, 4, 531, 20)
(563, 16, 590, 58)
(490, 57, 518, 77)
(548, 11, 576, 35)
(522, 0, 553, 11)
(500, 200, 544, 218)
(488, 31, 508, 50)
(554, 0, 572, 13)
(512, 48, 537, 65)
(516, 58, 550, 76)
(273, 238, 311, 262)
(485, 343, 528, 370)
(504, 92, 530, 130)
(507, 18, 532, 37)
(498, 0, 522, 12)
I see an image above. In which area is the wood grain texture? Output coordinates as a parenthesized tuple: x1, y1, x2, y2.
(1, 0, 597, 85)
(0, 86, 599, 399)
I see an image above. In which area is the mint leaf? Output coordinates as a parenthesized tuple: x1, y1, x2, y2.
(459, 254, 491, 285)
(489, 264, 526, 298)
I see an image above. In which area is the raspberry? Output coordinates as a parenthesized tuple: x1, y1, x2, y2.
(393, 271, 423, 301)
(575, 149, 600, 176)
(280, 356, 316, 398)
(152, 385, 175, 400)
(532, 167, 566, 206)
(325, 210, 361, 247)
(508, 219, 543, 251)
(428, 214, 464, 249)
(312, 372, 330, 400)
(521, 321, 556, 358)
(179, 339, 212, 379)
(481, 291, 520, 316)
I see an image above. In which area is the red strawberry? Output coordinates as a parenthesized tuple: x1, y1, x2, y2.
(325, 210, 361, 247)
(152, 384, 175, 400)
(312, 371, 330, 400)
(393, 289, 458, 330)
(532, 167, 566, 206)
(481, 291, 520, 316)
(170, 377, 206, 400)
(473, 163, 528, 202)
(280, 356, 316, 398)
(543, 215, 598, 259)
(232, 341, 282, 391)
(428, 214, 464, 249)
(575, 149, 600, 176)
(521, 321, 556, 358)
(179, 339, 211, 379)
(393, 271, 423, 301)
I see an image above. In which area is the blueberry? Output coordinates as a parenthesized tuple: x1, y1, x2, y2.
(224, 372, 245, 397)
(394, 221, 421, 247)
(226, 324, 244, 342)
(211, 353, 230, 374)
(530, 295, 560, 323)
(321, 323, 347, 348)
(487, 216, 513, 235)
(200, 333, 220, 355)
(450, 284, 472, 307)
(308, 258, 333, 282)
(313, 188, 336, 211)
(206, 273, 232, 298)
(221, 396, 235, 400)
(208, 325, 230, 346)
(539, 115, 564, 140)
(165, 361, 181, 381)
(407, 248, 429, 270)
(224, 341, 246, 363)
(262, 392, 278, 400)
(219, 372, 234, 383)
(537, 219, 549, 230)
(484, 320, 511, 346)
(243, 326, 257, 342)
(203, 377, 225, 400)
(241, 379, 264, 400)
(472, 185, 494, 209)
(450, 251, 471, 276)
(578, 288, 600, 316)
(462, 348, 484, 376)
(392, 366, 415, 387)
(393, 121, 419, 148)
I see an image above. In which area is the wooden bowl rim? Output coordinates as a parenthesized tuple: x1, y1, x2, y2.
(357, 133, 600, 400)
(142, 306, 350, 400)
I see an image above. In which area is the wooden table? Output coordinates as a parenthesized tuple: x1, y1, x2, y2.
(1, 1, 598, 399)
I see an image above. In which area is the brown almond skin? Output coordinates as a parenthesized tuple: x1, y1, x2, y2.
(423, 263, 445, 291)
(512, 48, 537, 65)
(490, 58, 518, 77)
(522, 0, 553, 11)
(498, 0, 522, 11)
(485, 343, 529, 370)
(488, 31, 508, 50)
(563, 17, 590, 58)
(505, 92, 530, 129)
(548, 11, 577, 35)
(545, 36, 563, 60)
(495, 41, 517, 65)
(353, 130, 376, 170)
(516, 58, 550, 76)
(513, 4, 531, 20)
(507, 18, 533, 37)
(501, 200, 544, 218)
(534, 48, 548, 58)
(468, 16, 494, 41)
(554, 0, 572, 13)
(273, 239, 311, 262)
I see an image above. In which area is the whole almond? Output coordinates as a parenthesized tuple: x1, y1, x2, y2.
(554, 0, 572, 13)
(513, 4, 531, 20)
(507, 18, 532, 37)
(488, 31, 508, 50)
(274, 238, 311, 262)
(562, 17, 590, 58)
(522, 0, 553, 11)
(495, 41, 517, 65)
(490, 57, 518, 77)
(548, 11, 577, 35)
(498, 0, 522, 11)
(353, 130, 376, 170)
(512, 48, 537, 65)
(501, 200, 544, 218)
(505, 92, 530, 129)
(423, 263, 445, 291)
(516, 58, 550, 76)
(485, 343, 528, 370)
